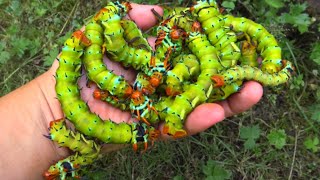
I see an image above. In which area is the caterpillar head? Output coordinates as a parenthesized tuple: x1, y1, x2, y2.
(170, 27, 188, 41)
(282, 60, 295, 75)
(43, 161, 79, 180)
(149, 72, 163, 88)
(130, 91, 145, 106)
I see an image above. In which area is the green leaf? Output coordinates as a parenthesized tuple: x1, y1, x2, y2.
(203, 160, 231, 180)
(264, 0, 284, 8)
(243, 138, 257, 150)
(310, 42, 320, 66)
(44, 48, 59, 67)
(304, 136, 319, 153)
(10, 37, 31, 57)
(173, 175, 184, 180)
(0, 50, 11, 64)
(309, 104, 320, 122)
(279, 3, 311, 33)
(267, 129, 287, 149)
(221, 1, 235, 10)
(240, 125, 261, 140)
(240, 125, 261, 150)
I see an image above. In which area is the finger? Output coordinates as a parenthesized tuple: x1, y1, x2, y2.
(217, 81, 263, 117)
(127, 3, 163, 31)
(184, 103, 225, 135)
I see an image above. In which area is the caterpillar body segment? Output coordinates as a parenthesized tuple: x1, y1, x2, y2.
(121, 20, 152, 51)
(83, 20, 133, 98)
(191, 1, 241, 69)
(208, 81, 243, 102)
(94, 1, 131, 23)
(223, 15, 282, 73)
(191, 0, 219, 23)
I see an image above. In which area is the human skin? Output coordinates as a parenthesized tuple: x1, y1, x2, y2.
(0, 4, 263, 180)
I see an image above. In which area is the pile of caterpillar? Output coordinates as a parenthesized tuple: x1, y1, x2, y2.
(45, 0, 294, 179)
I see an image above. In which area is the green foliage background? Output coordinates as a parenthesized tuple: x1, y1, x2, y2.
(0, 0, 319, 179)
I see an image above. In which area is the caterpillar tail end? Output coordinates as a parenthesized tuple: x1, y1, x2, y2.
(163, 124, 187, 139)
(211, 75, 225, 87)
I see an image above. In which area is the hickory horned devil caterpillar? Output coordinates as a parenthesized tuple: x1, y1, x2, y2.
(44, 0, 294, 179)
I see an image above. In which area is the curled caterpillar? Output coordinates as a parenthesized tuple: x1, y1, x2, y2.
(212, 60, 294, 87)
(83, 20, 133, 98)
(44, 119, 101, 180)
(223, 14, 282, 73)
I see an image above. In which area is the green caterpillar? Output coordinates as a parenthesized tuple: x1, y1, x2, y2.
(212, 60, 294, 87)
(44, 119, 101, 180)
(223, 14, 282, 73)
(83, 20, 133, 99)
(55, 30, 158, 146)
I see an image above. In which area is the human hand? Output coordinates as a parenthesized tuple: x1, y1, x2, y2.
(48, 3, 263, 142)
